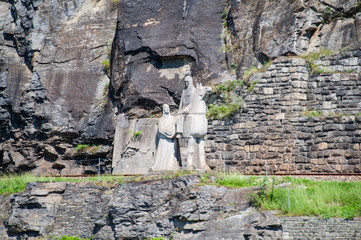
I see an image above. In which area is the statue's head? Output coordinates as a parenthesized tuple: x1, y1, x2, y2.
(162, 104, 170, 115)
(184, 76, 193, 88)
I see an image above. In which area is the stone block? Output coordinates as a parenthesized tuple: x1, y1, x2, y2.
(263, 88, 274, 94)
(275, 113, 285, 120)
(232, 123, 246, 129)
(250, 145, 260, 152)
(311, 158, 327, 165)
(291, 80, 307, 88)
(292, 58, 306, 66)
(318, 142, 328, 150)
(246, 121, 257, 128)
(244, 145, 250, 153)
(350, 144, 360, 151)
(228, 134, 239, 140)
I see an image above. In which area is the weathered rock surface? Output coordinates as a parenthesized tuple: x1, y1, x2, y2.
(226, 0, 361, 75)
(1, 0, 361, 174)
(0, 0, 117, 174)
(1, 177, 360, 239)
(110, 0, 228, 117)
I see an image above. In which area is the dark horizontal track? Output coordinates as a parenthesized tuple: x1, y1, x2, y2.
(24, 173, 361, 178)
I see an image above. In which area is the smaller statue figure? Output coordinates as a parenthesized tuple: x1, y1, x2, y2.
(152, 104, 180, 171)
(177, 75, 196, 137)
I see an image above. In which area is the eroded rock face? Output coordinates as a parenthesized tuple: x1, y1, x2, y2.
(0, 0, 118, 174)
(1, 176, 282, 240)
(111, 0, 228, 117)
(226, 0, 361, 75)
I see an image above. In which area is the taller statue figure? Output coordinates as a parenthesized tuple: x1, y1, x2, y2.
(177, 76, 195, 137)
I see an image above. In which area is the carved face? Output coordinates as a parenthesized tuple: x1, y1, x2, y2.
(184, 76, 193, 88)
(163, 104, 170, 115)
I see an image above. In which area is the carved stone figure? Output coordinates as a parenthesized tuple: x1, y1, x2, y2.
(186, 83, 212, 170)
(177, 75, 195, 137)
(152, 104, 180, 171)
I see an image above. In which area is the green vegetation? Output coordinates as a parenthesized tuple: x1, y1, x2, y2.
(242, 66, 259, 79)
(129, 130, 143, 141)
(302, 109, 324, 118)
(207, 78, 245, 119)
(76, 144, 90, 152)
(2, 172, 360, 220)
(252, 177, 361, 219)
(201, 173, 361, 219)
(52, 236, 93, 240)
(102, 59, 110, 74)
(0, 174, 124, 196)
(207, 61, 271, 119)
(301, 48, 334, 75)
(146, 237, 164, 240)
(325, 6, 331, 13)
(214, 174, 261, 187)
(302, 110, 361, 118)
(75, 144, 99, 154)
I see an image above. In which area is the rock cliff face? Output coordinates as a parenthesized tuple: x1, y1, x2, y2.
(110, 0, 228, 117)
(0, 0, 361, 174)
(1, 177, 360, 239)
(0, 0, 118, 174)
(226, 0, 361, 74)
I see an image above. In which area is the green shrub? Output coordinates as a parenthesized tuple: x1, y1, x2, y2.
(76, 144, 90, 153)
(129, 130, 143, 141)
(102, 59, 110, 74)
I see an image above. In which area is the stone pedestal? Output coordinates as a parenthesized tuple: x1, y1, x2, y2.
(112, 114, 158, 174)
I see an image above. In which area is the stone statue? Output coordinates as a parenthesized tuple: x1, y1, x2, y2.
(186, 83, 212, 170)
(177, 75, 195, 137)
(152, 104, 180, 171)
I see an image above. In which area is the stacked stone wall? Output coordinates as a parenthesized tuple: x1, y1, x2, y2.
(206, 50, 361, 174)
(281, 217, 361, 240)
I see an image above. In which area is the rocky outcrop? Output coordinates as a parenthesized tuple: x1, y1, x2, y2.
(1, 177, 361, 239)
(110, 0, 229, 117)
(1, 0, 361, 174)
(0, 0, 118, 174)
(226, 0, 361, 75)
(0, 175, 281, 239)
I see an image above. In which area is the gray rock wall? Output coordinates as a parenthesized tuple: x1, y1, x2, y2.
(207, 53, 361, 174)
(0, 0, 118, 174)
(110, 0, 229, 117)
(281, 217, 361, 240)
(1, 179, 360, 239)
(1, 0, 361, 175)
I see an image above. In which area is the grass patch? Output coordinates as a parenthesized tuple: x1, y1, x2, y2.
(214, 174, 261, 188)
(0, 174, 124, 195)
(52, 236, 92, 240)
(201, 173, 361, 219)
(252, 177, 361, 219)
